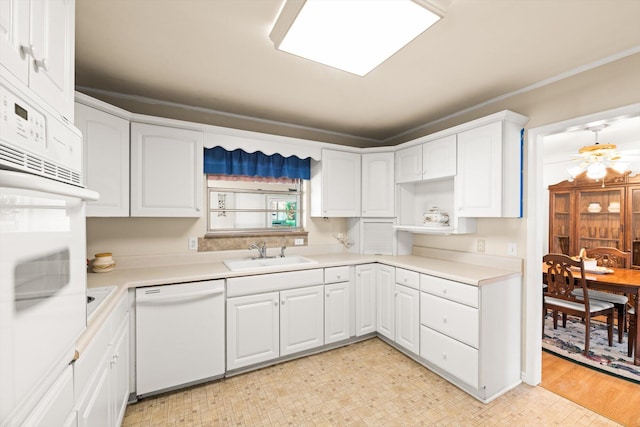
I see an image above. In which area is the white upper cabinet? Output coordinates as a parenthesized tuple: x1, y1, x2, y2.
(130, 122, 203, 217)
(76, 102, 130, 217)
(361, 152, 394, 217)
(455, 112, 527, 218)
(310, 149, 361, 217)
(422, 135, 456, 180)
(395, 145, 422, 184)
(0, 0, 75, 120)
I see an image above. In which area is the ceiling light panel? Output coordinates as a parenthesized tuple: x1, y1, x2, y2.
(271, 0, 443, 76)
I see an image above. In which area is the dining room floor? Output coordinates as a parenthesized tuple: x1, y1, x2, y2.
(122, 338, 620, 426)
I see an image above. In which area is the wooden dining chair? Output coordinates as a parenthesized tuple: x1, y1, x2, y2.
(629, 294, 637, 358)
(578, 247, 632, 343)
(586, 247, 632, 269)
(543, 253, 615, 355)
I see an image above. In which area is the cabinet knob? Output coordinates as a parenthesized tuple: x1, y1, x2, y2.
(274, 300, 278, 306)
(442, 288, 447, 294)
(442, 316, 447, 323)
(196, 208, 200, 212)
(281, 299, 285, 305)
(403, 277, 407, 283)
(337, 275, 341, 279)
(442, 352, 447, 360)
(33, 57, 47, 71)
(326, 293, 330, 297)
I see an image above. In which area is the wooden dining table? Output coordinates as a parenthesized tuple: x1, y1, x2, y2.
(542, 264, 640, 365)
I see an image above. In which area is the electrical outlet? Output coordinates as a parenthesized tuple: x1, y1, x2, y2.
(508, 242, 518, 256)
(294, 238, 304, 246)
(477, 239, 485, 253)
(188, 237, 198, 251)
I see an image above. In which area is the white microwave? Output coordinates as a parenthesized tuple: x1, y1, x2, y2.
(0, 80, 83, 186)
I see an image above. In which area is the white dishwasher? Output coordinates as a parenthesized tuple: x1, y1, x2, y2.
(136, 280, 225, 397)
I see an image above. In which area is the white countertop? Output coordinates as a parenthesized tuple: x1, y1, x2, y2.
(79, 250, 521, 354)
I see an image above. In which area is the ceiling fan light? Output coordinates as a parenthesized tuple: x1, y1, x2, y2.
(612, 161, 629, 174)
(568, 165, 584, 178)
(586, 162, 606, 180)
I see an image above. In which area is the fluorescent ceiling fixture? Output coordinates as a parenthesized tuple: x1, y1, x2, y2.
(270, 0, 448, 76)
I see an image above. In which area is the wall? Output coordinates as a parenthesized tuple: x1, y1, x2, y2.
(86, 53, 640, 259)
(86, 179, 348, 258)
(414, 52, 640, 258)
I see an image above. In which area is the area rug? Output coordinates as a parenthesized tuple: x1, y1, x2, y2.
(542, 313, 640, 383)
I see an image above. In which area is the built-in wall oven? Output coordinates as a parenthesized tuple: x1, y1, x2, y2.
(0, 78, 98, 425)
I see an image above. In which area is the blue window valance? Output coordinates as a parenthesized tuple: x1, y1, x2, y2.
(204, 146, 311, 180)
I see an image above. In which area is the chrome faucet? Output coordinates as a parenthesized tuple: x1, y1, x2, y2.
(248, 241, 267, 258)
(280, 245, 286, 258)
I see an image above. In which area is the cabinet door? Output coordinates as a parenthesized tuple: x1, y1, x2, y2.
(76, 103, 130, 217)
(361, 152, 395, 217)
(110, 319, 129, 427)
(422, 135, 456, 180)
(130, 123, 203, 217)
(280, 285, 324, 356)
(455, 121, 503, 217)
(226, 292, 279, 370)
(355, 264, 376, 336)
(325, 282, 350, 344)
(78, 362, 110, 427)
(28, 0, 75, 120)
(395, 284, 420, 354)
(630, 185, 640, 268)
(576, 187, 625, 252)
(548, 190, 573, 255)
(376, 265, 395, 340)
(395, 145, 422, 183)
(21, 365, 74, 427)
(0, 0, 29, 84)
(319, 150, 361, 217)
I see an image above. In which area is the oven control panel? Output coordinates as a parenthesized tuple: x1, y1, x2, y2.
(0, 84, 47, 152)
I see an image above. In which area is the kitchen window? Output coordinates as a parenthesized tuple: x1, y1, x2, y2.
(206, 175, 303, 234)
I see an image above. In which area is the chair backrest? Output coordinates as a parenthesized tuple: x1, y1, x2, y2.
(543, 253, 588, 305)
(585, 247, 631, 268)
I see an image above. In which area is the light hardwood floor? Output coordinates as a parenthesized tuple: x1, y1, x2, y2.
(540, 351, 640, 427)
(123, 339, 621, 426)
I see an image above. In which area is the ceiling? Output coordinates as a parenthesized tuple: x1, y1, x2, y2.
(75, 0, 640, 146)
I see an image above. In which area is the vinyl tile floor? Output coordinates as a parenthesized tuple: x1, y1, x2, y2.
(122, 338, 620, 426)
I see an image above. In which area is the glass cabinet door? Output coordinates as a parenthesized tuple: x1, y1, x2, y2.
(629, 186, 640, 269)
(576, 187, 625, 254)
(549, 191, 572, 254)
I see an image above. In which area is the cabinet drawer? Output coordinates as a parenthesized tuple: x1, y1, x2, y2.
(420, 325, 478, 388)
(420, 274, 478, 308)
(395, 268, 419, 289)
(227, 269, 324, 297)
(420, 292, 478, 348)
(324, 266, 350, 284)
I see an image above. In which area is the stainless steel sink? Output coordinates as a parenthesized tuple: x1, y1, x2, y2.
(223, 255, 317, 271)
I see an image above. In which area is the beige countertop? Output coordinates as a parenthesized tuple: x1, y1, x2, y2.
(78, 250, 521, 355)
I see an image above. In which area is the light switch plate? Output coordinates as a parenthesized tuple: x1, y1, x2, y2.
(188, 237, 198, 251)
(294, 238, 304, 245)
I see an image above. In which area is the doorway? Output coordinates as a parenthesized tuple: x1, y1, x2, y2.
(523, 102, 640, 386)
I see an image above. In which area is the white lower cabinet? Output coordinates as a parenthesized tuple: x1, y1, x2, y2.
(280, 286, 324, 356)
(355, 264, 376, 336)
(324, 281, 351, 344)
(227, 283, 325, 371)
(394, 284, 420, 354)
(419, 273, 521, 402)
(75, 294, 129, 427)
(226, 292, 280, 370)
(21, 365, 76, 427)
(376, 264, 395, 340)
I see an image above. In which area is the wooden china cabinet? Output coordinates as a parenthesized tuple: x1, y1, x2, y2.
(548, 169, 640, 269)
